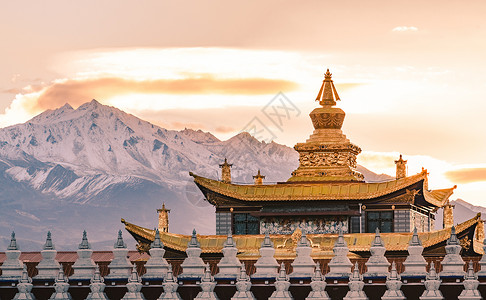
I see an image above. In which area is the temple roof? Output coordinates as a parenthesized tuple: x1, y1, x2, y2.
(189, 170, 454, 207)
(122, 213, 482, 259)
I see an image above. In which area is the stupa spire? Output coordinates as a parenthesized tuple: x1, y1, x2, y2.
(151, 228, 164, 248)
(316, 69, 340, 106)
(44, 231, 55, 250)
(114, 230, 127, 248)
(8, 231, 18, 250)
(79, 230, 91, 249)
(289, 69, 364, 183)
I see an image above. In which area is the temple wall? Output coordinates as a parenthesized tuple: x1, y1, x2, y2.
(215, 212, 231, 235)
(411, 209, 433, 232)
(394, 209, 412, 232)
(260, 216, 348, 234)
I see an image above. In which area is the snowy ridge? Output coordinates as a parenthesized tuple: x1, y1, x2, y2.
(0, 100, 298, 249)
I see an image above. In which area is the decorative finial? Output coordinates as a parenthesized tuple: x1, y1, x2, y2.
(201, 263, 213, 282)
(79, 230, 91, 249)
(56, 265, 68, 283)
(20, 264, 31, 283)
(297, 230, 311, 247)
(351, 262, 361, 280)
(151, 228, 164, 248)
(335, 229, 347, 247)
(114, 230, 127, 248)
(164, 264, 176, 283)
(466, 260, 476, 279)
(188, 229, 201, 248)
(427, 261, 438, 280)
(91, 264, 104, 284)
(324, 69, 332, 79)
(371, 227, 384, 247)
(312, 262, 323, 281)
(389, 261, 399, 279)
(277, 262, 287, 280)
(261, 232, 274, 248)
(128, 264, 140, 283)
(44, 231, 55, 250)
(315, 68, 340, 106)
(8, 231, 18, 250)
(223, 232, 236, 248)
(447, 226, 459, 245)
(410, 227, 422, 246)
(238, 264, 248, 281)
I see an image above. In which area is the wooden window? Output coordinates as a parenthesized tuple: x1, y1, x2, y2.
(233, 213, 260, 235)
(366, 211, 393, 233)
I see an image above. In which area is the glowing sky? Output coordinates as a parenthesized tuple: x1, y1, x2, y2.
(1, 1, 486, 207)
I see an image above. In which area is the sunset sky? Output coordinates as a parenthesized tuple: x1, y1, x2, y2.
(1, 1, 486, 207)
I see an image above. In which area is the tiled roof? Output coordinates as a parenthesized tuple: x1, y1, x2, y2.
(0, 251, 150, 264)
(191, 171, 453, 206)
(122, 213, 482, 258)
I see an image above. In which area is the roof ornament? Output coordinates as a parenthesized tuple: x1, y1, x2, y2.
(44, 231, 55, 250)
(8, 231, 19, 251)
(253, 169, 266, 185)
(114, 230, 127, 249)
(315, 68, 341, 106)
(79, 230, 91, 249)
(151, 228, 164, 249)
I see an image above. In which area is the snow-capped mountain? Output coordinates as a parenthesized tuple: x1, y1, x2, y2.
(1, 100, 472, 251)
(0, 100, 298, 250)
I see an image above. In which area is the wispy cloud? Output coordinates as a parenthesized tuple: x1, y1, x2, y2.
(392, 26, 418, 32)
(27, 75, 298, 111)
(445, 167, 486, 184)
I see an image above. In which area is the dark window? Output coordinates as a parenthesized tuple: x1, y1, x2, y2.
(233, 213, 260, 235)
(366, 211, 393, 233)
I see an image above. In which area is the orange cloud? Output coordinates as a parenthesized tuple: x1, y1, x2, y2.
(32, 76, 298, 111)
(214, 126, 235, 134)
(444, 168, 486, 184)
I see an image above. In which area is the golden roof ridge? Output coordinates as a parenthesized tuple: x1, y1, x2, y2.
(189, 170, 429, 201)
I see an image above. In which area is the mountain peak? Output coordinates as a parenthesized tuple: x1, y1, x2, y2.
(78, 99, 102, 110)
(60, 103, 74, 110)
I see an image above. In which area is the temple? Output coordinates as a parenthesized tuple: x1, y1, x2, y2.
(122, 69, 483, 258)
(190, 69, 455, 236)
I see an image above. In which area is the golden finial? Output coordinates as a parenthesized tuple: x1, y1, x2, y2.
(324, 68, 332, 79)
(315, 68, 340, 106)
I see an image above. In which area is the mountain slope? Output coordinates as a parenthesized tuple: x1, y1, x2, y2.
(0, 100, 298, 249)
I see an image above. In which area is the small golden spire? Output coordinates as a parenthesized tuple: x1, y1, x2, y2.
(219, 158, 233, 183)
(315, 68, 340, 106)
(157, 203, 171, 233)
(253, 169, 265, 185)
(394, 154, 407, 179)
